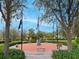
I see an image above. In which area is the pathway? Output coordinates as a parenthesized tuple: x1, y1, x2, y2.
(25, 51, 52, 59)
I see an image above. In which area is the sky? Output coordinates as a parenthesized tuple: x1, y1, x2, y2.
(0, 0, 56, 32)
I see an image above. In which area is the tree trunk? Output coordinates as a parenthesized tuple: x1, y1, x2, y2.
(66, 31, 72, 50)
(4, 22, 10, 56)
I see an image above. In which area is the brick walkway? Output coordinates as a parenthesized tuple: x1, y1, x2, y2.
(10, 43, 67, 59)
(10, 43, 57, 59)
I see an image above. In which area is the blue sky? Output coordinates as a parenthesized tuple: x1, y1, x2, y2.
(0, 0, 55, 32)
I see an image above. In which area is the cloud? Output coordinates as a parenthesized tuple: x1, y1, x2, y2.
(14, 16, 52, 27)
(23, 18, 52, 27)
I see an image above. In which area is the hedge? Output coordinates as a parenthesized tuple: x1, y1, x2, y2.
(53, 48, 79, 59)
(0, 44, 4, 51)
(0, 40, 4, 43)
(0, 49, 25, 59)
(45, 40, 67, 45)
(9, 41, 28, 46)
(0, 40, 28, 44)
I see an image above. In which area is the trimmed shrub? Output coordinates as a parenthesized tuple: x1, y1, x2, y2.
(31, 39, 36, 43)
(9, 41, 28, 46)
(0, 44, 4, 51)
(0, 49, 25, 59)
(72, 41, 78, 49)
(75, 37, 79, 44)
(9, 41, 22, 46)
(45, 40, 67, 45)
(9, 49, 25, 59)
(53, 48, 79, 59)
(0, 40, 4, 43)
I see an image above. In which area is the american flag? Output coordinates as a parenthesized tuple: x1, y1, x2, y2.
(18, 8, 23, 30)
(18, 19, 22, 29)
(0, 2, 1, 11)
(37, 18, 39, 28)
(36, 17, 43, 30)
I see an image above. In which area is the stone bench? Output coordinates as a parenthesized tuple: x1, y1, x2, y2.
(37, 48, 45, 52)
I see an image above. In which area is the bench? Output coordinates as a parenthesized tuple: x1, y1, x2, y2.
(37, 48, 45, 52)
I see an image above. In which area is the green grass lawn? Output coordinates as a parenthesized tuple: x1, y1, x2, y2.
(0, 44, 4, 51)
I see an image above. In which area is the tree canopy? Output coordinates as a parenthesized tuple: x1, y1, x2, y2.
(34, 0, 79, 50)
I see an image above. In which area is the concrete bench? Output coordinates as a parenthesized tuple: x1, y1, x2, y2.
(37, 48, 45, 52)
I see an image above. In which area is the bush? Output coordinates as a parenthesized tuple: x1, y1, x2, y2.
(9, 41, 22, 46)
(0, 40, 4, 43)
(75, 37, 79, 44)
(0, 40, 11, 44)
(0, 44, 3, 51)
(9, 41, 28, 46)
(72, 41, 78, 49)
(45, 40, 67, 45)
(53, 48, 79, 59)
(0, 49, 25, 59)
(30, 39, 36, 43)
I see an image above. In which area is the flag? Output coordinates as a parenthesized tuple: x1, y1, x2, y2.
(0, 2, 1, 11)
(37, 17, 39, 30)
(18, 19, 22, 29)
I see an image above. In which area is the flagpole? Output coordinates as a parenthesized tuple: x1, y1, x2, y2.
(56, 21, 59, 49)
(0, 2, 1, 11)
(36, 17, 41, 45)
(37, 17, 39, 32)
(21, 8, 23, 50)
(18, 0, 23, 50)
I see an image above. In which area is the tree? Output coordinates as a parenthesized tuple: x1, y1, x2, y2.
(35, 0, 79, 50)
(0, 30, 3, 40)
(10, 28, 19, 41)
(58, 26, 66, 39)
(28, 28, 36, 42)
(73, 19, 79, 37)
(0, 0, 26, 56)
(37, 31, 44, 39)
